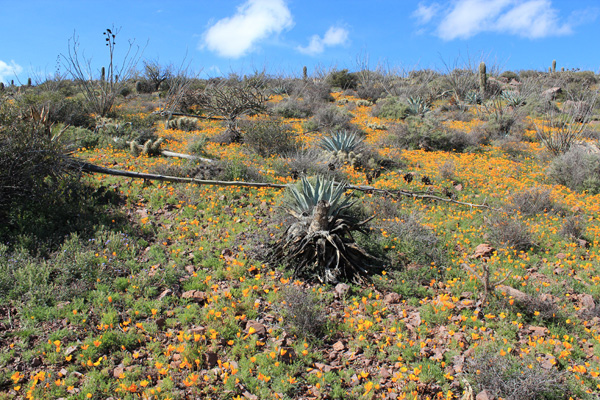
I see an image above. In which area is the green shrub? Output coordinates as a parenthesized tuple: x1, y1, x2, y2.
(372, 96, 410, 120)
(546, 146, 600, 193)
(387, 117, 476, 152)
(311, 105, 354, 133)
(327, 69, 358, 90)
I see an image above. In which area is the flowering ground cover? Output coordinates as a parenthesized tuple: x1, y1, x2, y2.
(2, 83, 600, 400)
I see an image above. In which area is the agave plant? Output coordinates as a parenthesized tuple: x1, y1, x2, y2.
(465, 91, 482, 105)
(286, 176, 352, 218)
(407, 96, 431, 116)
(501, 91, 526, 108)
(274, 176, 381, 284)
(319, 130, 363, 154)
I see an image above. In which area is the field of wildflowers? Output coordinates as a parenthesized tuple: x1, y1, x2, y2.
(1, 73, 600, 400)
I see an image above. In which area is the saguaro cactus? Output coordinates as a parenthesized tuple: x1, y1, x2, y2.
(552, 60, 556, 73)
(303, 66, 308, 80)
(101, 66, 106, 81)
(479, 62, 487, 96)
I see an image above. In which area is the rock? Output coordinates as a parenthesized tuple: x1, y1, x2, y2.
(113, 364, 124, 378)
(496, 285, 530, 303)
(189, 325, 206, 335)
(204, 351, 219, 367)
(155, 317, 166, 329)
(476, 389, 494, 400)
(383, 292, 401, 304)
(580, 294, 596, 310)
(528, 326, 547, 336)
(181, 290, 207, 302)
(332, 341, 345, 352)
(30, 357, 42, 367)
(543, 87, 561, 99)
(245, 321, 267, 336)
(471, 243, 494, 259)
(335, 283, 350, 297)
(279, 348, 296, 365)
(556, 253, 566, 260)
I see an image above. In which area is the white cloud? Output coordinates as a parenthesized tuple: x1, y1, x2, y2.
(202, 0, 293, 58)
(412, 2, 441, 25)
(0, 60, 22, 84)
(495, 0, 571, 38)
(437, 0, 512, 39)
(297, 26, 349, 55)
(420, 0, 578, 40)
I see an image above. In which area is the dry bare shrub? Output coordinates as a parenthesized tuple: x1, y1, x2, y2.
(465, 352, 570, 400)
(488, 215, 535, 251)
(506, 187, 559, 216)
(280, 285, 327, 340)
(438, 159, 456, 180)
(559, 215, 585, 240)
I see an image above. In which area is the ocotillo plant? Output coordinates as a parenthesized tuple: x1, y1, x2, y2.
(479, 62, 487, 97)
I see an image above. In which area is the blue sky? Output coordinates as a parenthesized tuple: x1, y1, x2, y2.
(1, 0, 599, 84)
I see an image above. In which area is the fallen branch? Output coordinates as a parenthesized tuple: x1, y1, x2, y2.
(160, 150, 214, 163)
(75, 160, 492, 208)
(155, 111, 226, 121)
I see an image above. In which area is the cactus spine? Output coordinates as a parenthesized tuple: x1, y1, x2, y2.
(552, 60, 556, 73)
(479, 62, 487, 96)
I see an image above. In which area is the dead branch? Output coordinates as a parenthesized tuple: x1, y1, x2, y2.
(75, 160, 492, 209)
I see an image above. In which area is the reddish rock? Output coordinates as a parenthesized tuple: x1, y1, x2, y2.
(476, 389, 494, 400)
(245, 320, 267, 336)
(332, 341, 345, 352)
(471, 243, 495, 259)
(384, 292, 401, 304)
(181, 290, 207, 302)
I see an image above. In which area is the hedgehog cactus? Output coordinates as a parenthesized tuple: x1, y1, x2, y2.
(151, 137, 164, 153)
(130, 140, 140, 156)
